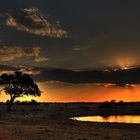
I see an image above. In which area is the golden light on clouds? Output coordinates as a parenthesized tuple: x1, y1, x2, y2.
(6, 8, 68, 38)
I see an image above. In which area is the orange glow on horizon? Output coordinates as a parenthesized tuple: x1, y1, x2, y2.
(0, 83, 140, 103)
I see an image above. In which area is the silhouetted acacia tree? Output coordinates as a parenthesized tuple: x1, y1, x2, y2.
(0, 72, 41, 111)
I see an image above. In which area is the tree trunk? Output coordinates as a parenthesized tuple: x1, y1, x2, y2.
(7, 96, 15, 111)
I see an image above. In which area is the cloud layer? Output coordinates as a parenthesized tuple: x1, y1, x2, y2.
(0, 64, 41, 75)
(33, 67, 140, 87)
(1, 63, 140, 87)
(5, 8, 68, 38)
(0, 46, 48, 62)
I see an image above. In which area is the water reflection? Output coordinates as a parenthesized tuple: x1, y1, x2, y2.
(72, 115, 140, 124)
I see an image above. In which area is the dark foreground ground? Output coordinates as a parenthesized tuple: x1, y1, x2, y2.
(0, 102, 140, 140)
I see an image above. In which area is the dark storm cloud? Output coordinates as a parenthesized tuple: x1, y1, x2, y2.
(1, 64, 140, 87)
(33, 67, 140, 87)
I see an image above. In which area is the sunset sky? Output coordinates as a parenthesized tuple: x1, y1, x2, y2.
(0, 0, 140, 102)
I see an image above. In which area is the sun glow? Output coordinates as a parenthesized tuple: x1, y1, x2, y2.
(114, 57, 136, 70)
(121, 66, 130, 70)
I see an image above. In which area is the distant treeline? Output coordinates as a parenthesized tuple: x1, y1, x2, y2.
(0, 100, 40, 105)
(0, 101, 139, 106)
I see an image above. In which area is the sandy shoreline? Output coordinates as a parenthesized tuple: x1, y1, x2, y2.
(0, 103, 140, 140)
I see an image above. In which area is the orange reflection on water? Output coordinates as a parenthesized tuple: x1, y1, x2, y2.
(73, 115, 140, 124)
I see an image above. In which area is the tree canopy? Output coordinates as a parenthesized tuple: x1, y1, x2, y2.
(0, 72, 41, 110)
